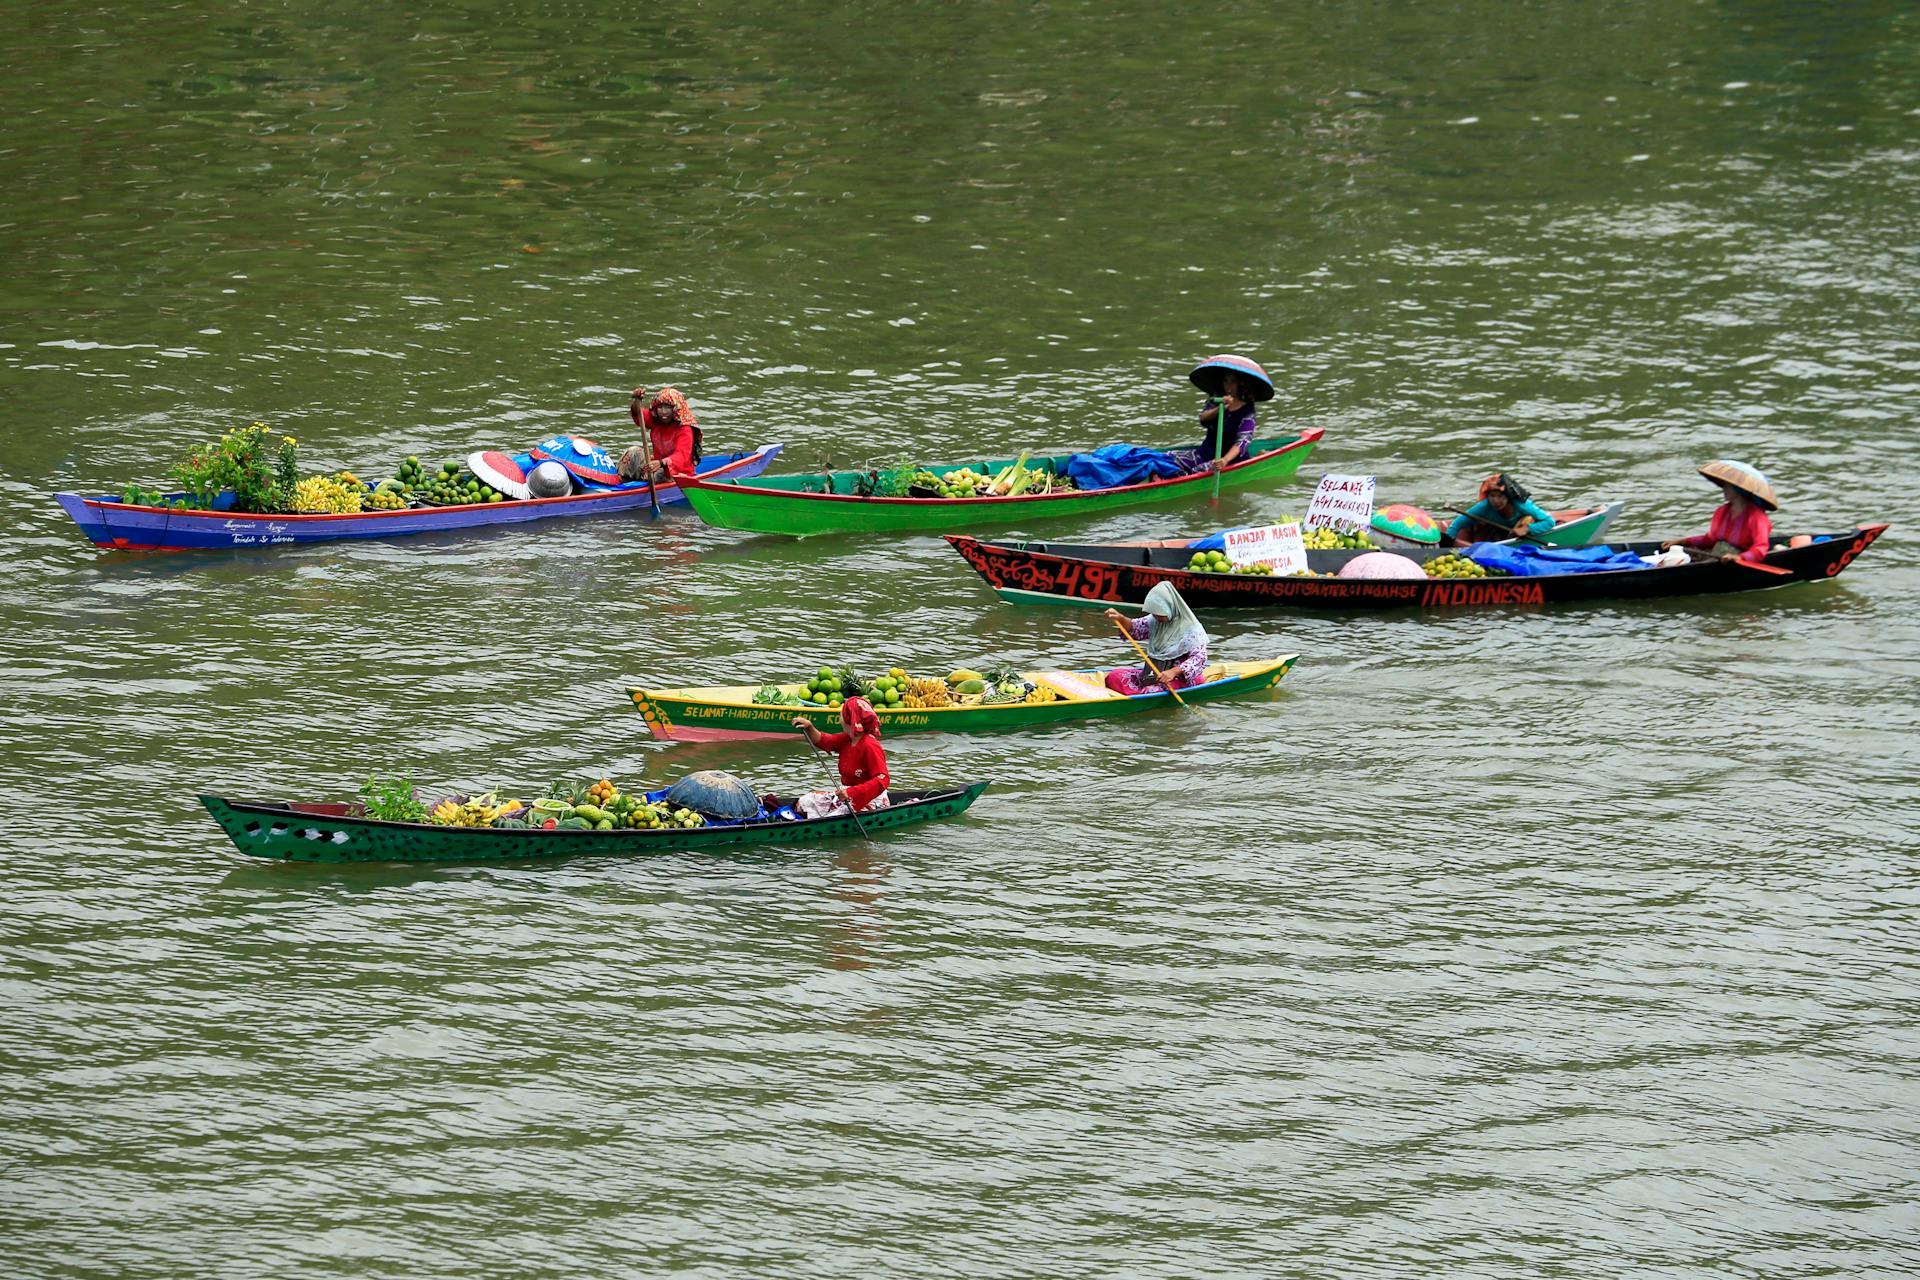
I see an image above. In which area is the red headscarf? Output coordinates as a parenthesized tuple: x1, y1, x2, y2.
(840, 696, 881, 738)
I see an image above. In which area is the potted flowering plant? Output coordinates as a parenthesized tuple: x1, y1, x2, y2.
(171, 423, 298, 513)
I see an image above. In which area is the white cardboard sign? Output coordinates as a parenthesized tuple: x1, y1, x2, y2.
(1306, 473, 1377, 532)
(1222, 522, 1309, 575)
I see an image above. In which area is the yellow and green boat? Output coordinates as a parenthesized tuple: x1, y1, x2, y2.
(628, 657, 1298, 740)
(675, 430, 1323, 537)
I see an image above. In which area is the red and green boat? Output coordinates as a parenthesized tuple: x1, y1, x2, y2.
(675, 430, 1324, 537)
(201, 785, 989, 863)
(628, 657, 1298, 740)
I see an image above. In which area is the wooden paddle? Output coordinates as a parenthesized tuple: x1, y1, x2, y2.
(1112, 617, 1201, 713)
(1444, 506, 1551, 547)
(629, 391, 663, 517)
(801, 725, 869, 837)
(1678, 544, 1792, 575)
(1210, 399, 1225, 503)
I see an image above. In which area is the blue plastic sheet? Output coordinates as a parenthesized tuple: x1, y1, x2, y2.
(1464, 542, 1649, 577)
(1063, 445, 1183, 491)
(1185, 526, 1255, 552)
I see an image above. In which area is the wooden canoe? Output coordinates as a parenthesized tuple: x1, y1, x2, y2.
(628, 657, 1297, 740)
(944, 526, 1889, 611)
(202, 784, 989, 863)
(675, 430, 1323, 537)
(57, 444, 783, 552)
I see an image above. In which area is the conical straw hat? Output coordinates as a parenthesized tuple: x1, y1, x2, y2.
(1698, 459, 1779, 511)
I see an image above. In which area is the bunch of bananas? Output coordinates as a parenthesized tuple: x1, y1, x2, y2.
(290, 474, 365, 514)
(1025, 683, 1061, 704)
(430, 797, 501, 827)
(901, 677, 952, 708)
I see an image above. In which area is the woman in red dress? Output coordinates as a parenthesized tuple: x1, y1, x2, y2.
(620, 386, 700, 483)
(791, 696, 890, 819)
(1662, 459, 1778, 564)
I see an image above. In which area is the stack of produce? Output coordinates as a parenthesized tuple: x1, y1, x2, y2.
(901, 677, 952, 709)
(1024, 683, 1060, 704)
(797, 666, 851, 708)
(418, 459, 508, 506)
(1423, 553, 1509, 579)
(1187, 550, 1235, 573)
(866, 668, 910, 708)
(1232, 562, 1276, 575)
(389, 456, 427, 494)
(290, 473, 368, 514)
(430, 793, 518, 827)
(900, 452, 1072, 499)
(979, 663, 1034, 705)
(1303, 526, 1373, 550)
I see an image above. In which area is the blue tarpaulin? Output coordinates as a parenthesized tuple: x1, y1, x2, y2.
(1064, 445, 1184, 491)
(1185, 526, 1254, 552)
(1464, 542, 1649, 577)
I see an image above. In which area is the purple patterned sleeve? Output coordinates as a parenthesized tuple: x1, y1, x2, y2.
(1129, 616, 1152, 641)
(1173, 646, 1210, 685)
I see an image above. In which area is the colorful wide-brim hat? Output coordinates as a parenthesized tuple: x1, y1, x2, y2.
(1698, 459, 1779, 511)
(468, 450, 533, 500)
(1189, 354, 1275, 402)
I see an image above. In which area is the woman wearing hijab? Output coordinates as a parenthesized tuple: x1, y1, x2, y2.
(1661, 459, 1778, 564)
(1444, 473, 1558, 544)
(618, 386, 701, 484)
(1101, 582, 1210, 695)
(791, 696, 891, 819)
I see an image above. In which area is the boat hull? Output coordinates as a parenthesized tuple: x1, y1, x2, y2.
(202, 783, 988, 863)
(629, 657, 1297, 739)
(57, 444, 783, 551)
(945, 526, 1889, 611)
(677, 431, 1323, 537)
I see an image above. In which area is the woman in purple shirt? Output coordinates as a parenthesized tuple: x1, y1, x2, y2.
(1172, 354, 1272, 474)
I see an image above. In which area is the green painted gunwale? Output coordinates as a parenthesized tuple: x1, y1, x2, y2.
(677, 430, 1323, 536)
(202, 785, 989, 863)
(629, 657, 1298, 739)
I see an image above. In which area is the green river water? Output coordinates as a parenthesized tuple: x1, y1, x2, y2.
(3, 3, 1918, 1276)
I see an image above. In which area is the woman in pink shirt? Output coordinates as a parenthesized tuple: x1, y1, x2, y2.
(1662, 459, 1778, 563)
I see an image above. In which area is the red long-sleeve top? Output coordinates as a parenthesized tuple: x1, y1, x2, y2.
(818, 731, 889, 810)
(1680, 502, 1772, 563)
(648, 421, 696, 481)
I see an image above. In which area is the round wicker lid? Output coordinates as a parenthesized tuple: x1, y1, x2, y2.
(1698, 459, 1779, 511)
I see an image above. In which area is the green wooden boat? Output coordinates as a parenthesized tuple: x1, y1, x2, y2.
(629, 656, 1298, 740)
(201, 785, 989, 863)
(676, 429, 1324, 537)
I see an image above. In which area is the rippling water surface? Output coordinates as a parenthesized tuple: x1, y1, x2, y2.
(3, 3, 1918, 1276)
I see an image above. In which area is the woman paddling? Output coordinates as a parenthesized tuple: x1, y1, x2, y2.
(1444, 472, 1558, 545)
(1102, 582, 1210, 695)
(618, 386, 701, 485)
(1173, 354, 1274, 474)
(792, 696, 890, 819)
(1661, 459, 1777, 564)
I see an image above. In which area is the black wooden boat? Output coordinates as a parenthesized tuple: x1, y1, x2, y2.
(944, 527, 1888, 611)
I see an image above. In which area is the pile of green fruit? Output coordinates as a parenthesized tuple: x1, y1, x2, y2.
(418, 459, 507, 506)
(1425, 553, 1491, 578)
(1187, 550, 1234, 573)
(798, 665, 851, 708)
(389, 456, 427, 493)
(865, 667, 911, 707)
(1232, 562, 1276, 575)
(1303, 525, 1373, 551)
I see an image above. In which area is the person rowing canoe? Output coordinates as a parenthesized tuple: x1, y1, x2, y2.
(1444, 473, 1558, 545)
(1661, 459, 1777, 564)
(1172, 355, 1274, 474)
(1102, 582, 1210, 694)
(619, 386, 703, 485)
(791, 696, 891, 818)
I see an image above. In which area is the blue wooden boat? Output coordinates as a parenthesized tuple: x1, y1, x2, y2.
(55, 444, 782, 551)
